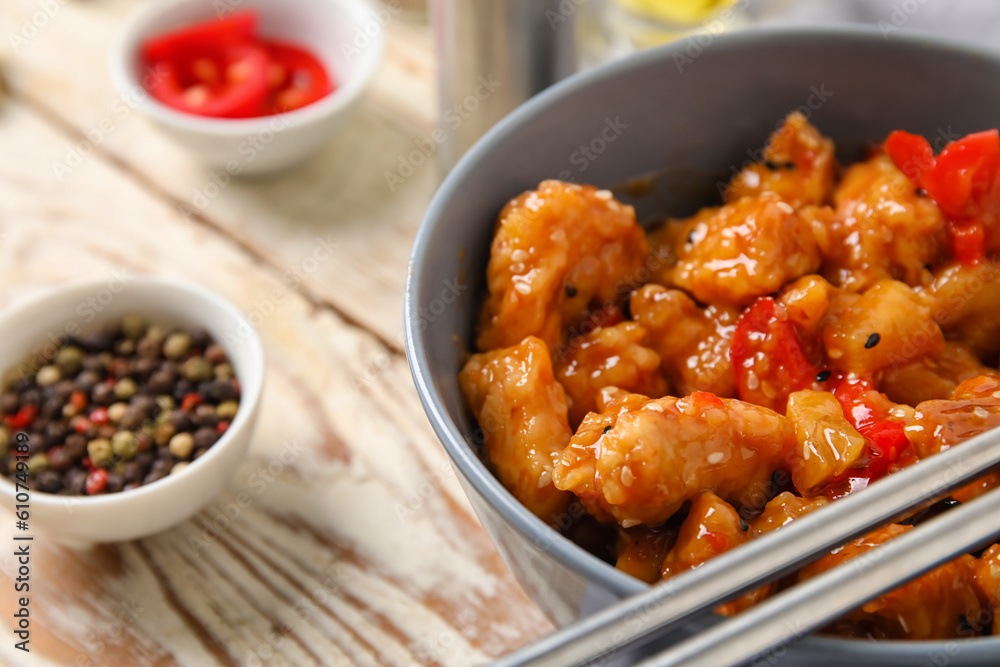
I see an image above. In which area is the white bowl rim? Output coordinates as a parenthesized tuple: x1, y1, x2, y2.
(0, 276, 265, 509)
(107, 0, 385, 137)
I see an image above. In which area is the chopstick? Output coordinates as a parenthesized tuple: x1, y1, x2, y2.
(492, 424, 1000, 667)
(641, 483, 1000, 667)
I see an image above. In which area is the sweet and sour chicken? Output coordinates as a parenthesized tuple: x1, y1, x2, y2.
(459, 113, 1000, 640)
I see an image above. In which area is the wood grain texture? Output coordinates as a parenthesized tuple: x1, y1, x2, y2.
(0, 2, 553, 664)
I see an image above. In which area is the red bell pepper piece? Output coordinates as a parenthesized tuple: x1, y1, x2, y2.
(833, 376, 909, 481)
(885, 129, 1000, 266)
(730, 297, 818, 412)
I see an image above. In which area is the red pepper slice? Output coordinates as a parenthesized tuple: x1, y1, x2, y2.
(885, 129, 1000, 265)
(262, 41, 333, 113)
(141, 10, 258, 63)
(147, 44, 271, 118)
(730, 297, 818, 412)
(833, 376, 909, 481)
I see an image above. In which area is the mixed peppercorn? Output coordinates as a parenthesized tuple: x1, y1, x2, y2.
(0, 315, 239, 495)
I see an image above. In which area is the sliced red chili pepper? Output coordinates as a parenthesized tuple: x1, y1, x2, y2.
(833, 376, 909, 481)
(141, 10, 258, 63)
(261, 40, 333, 113)
(146, 44, 271, 119)
(950, 220, 987, 266)
(730, 297, 819, 412)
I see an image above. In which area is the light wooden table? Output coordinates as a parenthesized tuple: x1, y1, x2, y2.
(0, 1, 552, 664)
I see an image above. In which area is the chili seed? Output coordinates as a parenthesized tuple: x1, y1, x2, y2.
(864, 333, 881, 349)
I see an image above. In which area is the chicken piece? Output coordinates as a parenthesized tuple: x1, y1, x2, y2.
(815, 153, 947, 292)
(661, 492, 747, 579)
(974, 545, 1000, 636)
(553, 390, 795, 526)
(630, 284, 739, 398)
(459, 336, 571, 524)
(907, 375, 1000, 504)
(750, 491, 829, 537)
(799, 524, 985, 639)
(713, 492, 833, 616)
(823, 279, 944, 376)
(554, 322, 668, 428)
(920, 261, 1000, 363)
(786, 391, 867, 494)
(615, 525, 676, 584)
(881, 341, 1000, 406)
(725, 112, 836, 207)
(669, 193, 821, 307)
(476, 180, 649, 353)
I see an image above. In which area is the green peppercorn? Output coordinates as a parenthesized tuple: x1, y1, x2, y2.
(114, 377, 138, 400)
(163, 332, 192, 359)
(155, 395, 175, 412)
(216, 401, 239, 420)
(36, 365, 61, 387)
(87, 438, 113, 467)
(182, 357, 213, 382)
(111, 431, 139, 461)
(26, 453, 48, 475)
(214, 363, 235, 380)
(55, 345, 84, 375)
(121, 314, 149, 340)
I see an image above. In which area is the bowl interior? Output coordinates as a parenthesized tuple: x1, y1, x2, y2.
(112, 0, 384, 131)
(406, 26, 1000, 663)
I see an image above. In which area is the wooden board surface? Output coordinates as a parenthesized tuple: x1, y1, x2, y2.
(0, 1, 553, 665)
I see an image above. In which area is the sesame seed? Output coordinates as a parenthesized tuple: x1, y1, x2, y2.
(707, 452, 724, 464)
(602, 425, 612, 435)
(815, 370, 831, 383)
(595, 189, 613, 200)
(511, 249, 528, 262)
(514, 282, 532, 295)
(864, 333, 881, 349)
(620, 467, 634, 487)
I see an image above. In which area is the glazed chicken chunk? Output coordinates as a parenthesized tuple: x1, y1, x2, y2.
(459, 336, 572, 524)
(553, 390, 795, 526)
(476, 180, 649, 353)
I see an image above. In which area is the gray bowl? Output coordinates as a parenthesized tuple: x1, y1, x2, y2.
(405, 26, 1000, 666)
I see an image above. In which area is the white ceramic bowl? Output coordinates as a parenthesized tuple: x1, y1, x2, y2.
(0, 277, 265, 544)
(109, 0, 385, 174)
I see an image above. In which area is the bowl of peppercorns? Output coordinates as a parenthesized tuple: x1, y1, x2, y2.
(0, 276, 264, 544)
